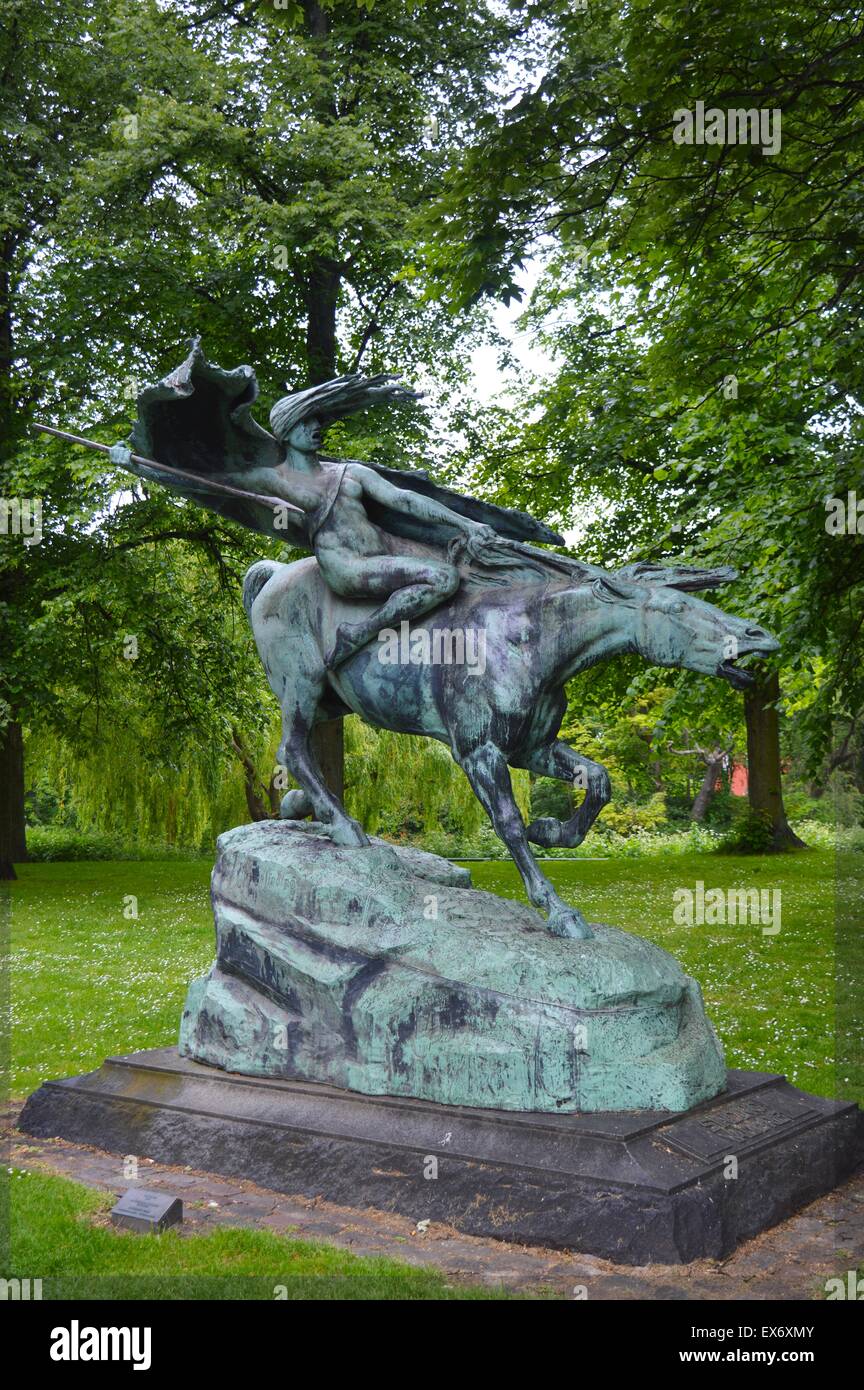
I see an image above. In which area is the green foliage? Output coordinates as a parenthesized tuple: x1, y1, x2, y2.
(346, 717, 530, 839)
(18, 534, 274, 848)
(424, 0, 864, 771)
(25, 827, 206, 862)
(719, 810, 776, 855)
(24, 711, 514, 851)
(790, 820, 864, 853)
(530, 777, 574, 823)
(346, 721, 462, 835)
(2, 0, 510, 853)
(24, 827, 121, 862)
(6, 1, 860, 853)
(789, 774, 864, 830)
(597, 791, 667, 838)
(666, 790, 742, 832)
(414, 823, 512, 860)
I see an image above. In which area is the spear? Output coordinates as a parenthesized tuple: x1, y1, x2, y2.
(32, 422, 302, 517)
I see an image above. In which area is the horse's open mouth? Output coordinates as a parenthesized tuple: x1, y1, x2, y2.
(717, 659, 756, 690)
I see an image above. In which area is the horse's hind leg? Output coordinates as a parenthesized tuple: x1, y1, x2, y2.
(457, 741, 593, 940)
(518, 741, 611, 848)
(279, 692, 369, 848)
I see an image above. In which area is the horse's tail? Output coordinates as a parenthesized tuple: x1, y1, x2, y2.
(242, 560, 278, 617)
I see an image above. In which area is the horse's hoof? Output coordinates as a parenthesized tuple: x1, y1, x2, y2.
(279, 790, 312, 820)
(327, 818, 371, 849)
(526, 816, 563, 848)
(546, 907, 594, 941)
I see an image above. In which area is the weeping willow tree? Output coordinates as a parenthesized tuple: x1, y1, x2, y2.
(344, 719, 529, 839)
(26, 713, 531, 851)
(19, 519, 283, 850)
(22, 493, 531, 850)
(24, 717, 278, 850)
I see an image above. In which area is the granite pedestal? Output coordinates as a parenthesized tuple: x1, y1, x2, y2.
(19, 1047, 861, 1264)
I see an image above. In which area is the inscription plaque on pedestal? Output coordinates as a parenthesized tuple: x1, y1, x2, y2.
(658, 1089, 819, 1162)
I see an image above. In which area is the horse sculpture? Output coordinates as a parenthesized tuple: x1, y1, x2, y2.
(243, 550, 778, 940)
(48, 341, 778, 943)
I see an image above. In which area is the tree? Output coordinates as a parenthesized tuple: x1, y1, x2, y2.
(745, 672, 805, 848)
(88, 0, 509, 794)
(2, 0, 508, 871)
(671, 732, 733, 824)
(1, 0, 129, 876)
(423, 2, 864, 846)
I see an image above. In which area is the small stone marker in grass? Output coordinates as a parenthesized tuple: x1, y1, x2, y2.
(111, 1188, 182, 1234)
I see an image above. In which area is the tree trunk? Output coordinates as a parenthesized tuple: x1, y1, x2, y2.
(312, 720, 344, 803)
(0, 720, 27, 878)
(231, 729, 274, 822)
(744, 670, 805, 849)
(690, 755, 724, 822)
(299, 0, 346, 799)
(306, 259, 340, 390)
(807, 725, 855, 798)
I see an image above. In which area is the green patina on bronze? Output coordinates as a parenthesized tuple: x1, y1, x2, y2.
(179, 822, 726, 1113)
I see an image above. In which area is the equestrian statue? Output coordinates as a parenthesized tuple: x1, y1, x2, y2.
(37, 340, 778, 942)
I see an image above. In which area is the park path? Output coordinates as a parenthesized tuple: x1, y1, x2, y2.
(6, 1104, 862, 1299)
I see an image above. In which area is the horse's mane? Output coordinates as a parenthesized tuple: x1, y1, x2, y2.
(461, 540, 603, 592)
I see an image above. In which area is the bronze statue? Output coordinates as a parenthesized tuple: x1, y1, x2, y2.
(39, 340, 779, 939)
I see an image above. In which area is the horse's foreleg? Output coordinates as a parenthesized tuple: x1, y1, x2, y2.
(279, 703, 369, 848)
(457, 742, 593, 941)
(520, 741, 611, 848)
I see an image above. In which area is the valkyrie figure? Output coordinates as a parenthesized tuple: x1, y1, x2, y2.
(108, 340, 561, 668)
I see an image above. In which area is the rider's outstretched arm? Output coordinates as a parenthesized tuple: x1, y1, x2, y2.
(108, 446, 307, 510)
(351, 464, 492, 538)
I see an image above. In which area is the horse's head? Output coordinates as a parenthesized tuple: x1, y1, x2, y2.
(593, 563, 779, 688)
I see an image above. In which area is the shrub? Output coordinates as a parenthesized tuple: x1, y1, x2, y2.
(717, 810, 776, 854)
(529, 777, 574, 822)
(784, 774, 863, 828)
(24, 827, 211, 862)
(791, 819, 864, 851)
(407, 823, 510, 860)
(596, 792, 667, 837)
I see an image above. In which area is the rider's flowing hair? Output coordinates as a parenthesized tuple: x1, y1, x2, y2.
(269, 374, 420, 440)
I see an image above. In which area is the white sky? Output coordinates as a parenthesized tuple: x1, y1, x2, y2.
(466, 265, 587, 546)
(469, 261, 552, 404)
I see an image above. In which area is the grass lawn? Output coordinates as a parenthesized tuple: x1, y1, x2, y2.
(3, 1169, 507, 1300)
(6, 848, 861, 1103)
